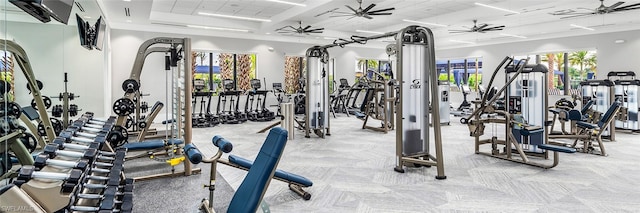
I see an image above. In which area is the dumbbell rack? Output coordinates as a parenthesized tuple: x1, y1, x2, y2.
(0, 113, 133, 212)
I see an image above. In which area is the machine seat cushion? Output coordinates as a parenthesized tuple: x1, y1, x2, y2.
(567, 110, 583, 121)
(576, 121, 598, 130)
(229, 154, 313, 187)
(228, 127, 288, 213)
(354, 112, 365, 118)
(537, 144, 576, 153)
(122, 139, 184, 150)
(21, 106, 40, 121)
(519, 126, 543, 136)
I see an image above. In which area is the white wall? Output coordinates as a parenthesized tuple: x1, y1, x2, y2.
(436, 29, 640, 89)
(3, 21, 108, 117)
(110, 29, 387, 121)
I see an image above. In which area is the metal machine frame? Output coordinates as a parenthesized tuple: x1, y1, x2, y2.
(1, 39, 57, 142)
(117, 37, 199, 180)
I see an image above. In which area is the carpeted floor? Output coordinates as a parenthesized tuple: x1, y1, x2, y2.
(130, 113, 640, 212)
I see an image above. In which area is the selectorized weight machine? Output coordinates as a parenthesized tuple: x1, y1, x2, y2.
(608, 71, 639, 131)
(297, 26, 446, 177)
(462, 57, 576, 169)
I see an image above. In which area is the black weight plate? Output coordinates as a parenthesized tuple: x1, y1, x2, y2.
(31, 96, 52, 110)
(20, 132, 38, 153)
(26, 80, 44, 93)
(0, 102, 22, 118)
(50, 118, 64, 135)
(113, 98, 135, 116)
(122, 79, 140, 93)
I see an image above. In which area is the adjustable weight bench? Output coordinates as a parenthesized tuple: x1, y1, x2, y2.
(185, 127, 304, 213)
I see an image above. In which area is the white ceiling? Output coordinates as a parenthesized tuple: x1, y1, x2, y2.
(5, 0, 640, 49)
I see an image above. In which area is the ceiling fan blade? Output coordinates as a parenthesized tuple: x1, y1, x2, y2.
(477, 23, 489, 30)
(484, 25, 505, 30)
(306, 31, 323, 34)
(482, 28, 504, 32)
(363, 14, 373, 19)
(368, 12, 393, 15)
(448, 31, 469, 34)
(614, 2, 640, 10)
(368, 7, 395, 13)
(331, 11, 355, 15)
(345, 5, 358, 13)
(607, 1, 625, 11)
(347, 16, 358, 20)
(303, 25, 312, 30)
(330, 14, 355, 18)
(559, 13, 596, 19)
(314, 8, 339, 17)
(362, 3, 376, 13)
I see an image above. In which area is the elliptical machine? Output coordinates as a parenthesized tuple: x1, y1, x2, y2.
(216, 79, 246, 124)
(245, 79, 275, 122)
(192, 78, 219, 127)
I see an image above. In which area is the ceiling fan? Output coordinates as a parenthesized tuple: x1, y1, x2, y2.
(275, 21, 324, 35)
(550, 0, 640, 19)
(449, 20, 505, 34)
(329, 0, 395, 19)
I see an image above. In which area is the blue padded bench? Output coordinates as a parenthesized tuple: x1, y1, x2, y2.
(228, 127, 289, 213)
(122, 138, 184, 150)
(538, 144, 576, 153)
(229, 154, 313, 187)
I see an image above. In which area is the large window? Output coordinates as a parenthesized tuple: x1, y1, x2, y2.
(516, 50, 596, 94)
(437, 58, 483, 90)
(355, 58, 393, 81)
(192, 51, 257, 93)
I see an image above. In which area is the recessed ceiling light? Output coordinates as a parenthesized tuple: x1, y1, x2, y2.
(570, 24, 595, 31)
(266, 32, 271, 35)
(187, 25, 250, 32)
(266, 0, 306, 7)
(402, 19, 447, 27)
(356, 29, 384, 34)
(323, 36, 338, 40)
(614, 39, 625, 44)
(449, 39, 475, 44)
(125, 20, 132, 23)
(474, 2, 520, 14)
(123, 0, 130, 2)
(84, 16, 91, 18)
(198, 12, 271, 22)
(500, 33, 527, 39)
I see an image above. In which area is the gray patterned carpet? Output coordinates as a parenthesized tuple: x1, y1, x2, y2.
(130, 114, 640, 212)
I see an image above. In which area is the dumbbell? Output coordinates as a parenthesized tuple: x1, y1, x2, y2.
(79, 116, 116, 126)
(69, 192, 133, 213)
(58, 132, 108, 145)
(67, 124, 113, 138)
(33, 154, 114, 172)
(51, 138, 110, 154)
(14, 166, 83, 193)
(42, 144, 117, 162)
(61, 128, 109, 142)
